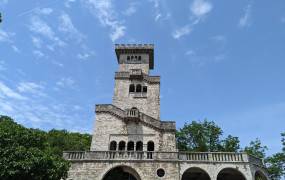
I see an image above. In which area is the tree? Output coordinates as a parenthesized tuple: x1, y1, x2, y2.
(0, 115, 70, 180)
(266, 153, 285, 180)
(47, 129, 91, 157)
(176, 120, 240, 152)
(220, 135, 240, 152)
(244, 138, 268, 159)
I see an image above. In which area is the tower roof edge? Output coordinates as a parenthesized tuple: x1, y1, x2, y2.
(114, 44, 154, 69)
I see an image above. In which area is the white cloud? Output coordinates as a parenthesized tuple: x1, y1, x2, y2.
(172, 25, 192, 39)
(0, 81, 26, 100)
(123, 2, 138, 16)
(0, 80, 88, 130)
(149, 0, 171, 22)
(239, 3, 252, 28)
(0, 61, 6, 71)
(0, 0, 8, 5)
(0, 29, 14, 43)
(56, 77, 75, 88)
(36, 8, 53, 15)
(11, 45, 20, 53)
(65, 0, 76, 8)
(190, 0, 213, 18)
(58, 12, 85, 42)
(77, 51, 95, 60)
(185, 50, 195, 56)
(31, 36, 42, 48)
(29, 16, 66, 47)
(33, 50, 46, 58)
(17, 82, 45, 96)
(84, 0, 126, 42)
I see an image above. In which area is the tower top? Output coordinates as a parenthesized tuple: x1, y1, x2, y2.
(115, 44, 154, 69)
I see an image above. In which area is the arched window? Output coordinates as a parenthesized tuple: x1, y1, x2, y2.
(127, 141, 134, 151)
(143, 86, 147, 93)
(147, 141, 154, 151)
(138, 56, 141, 61)
(129, 84, 135, 93)
(136, 141, 143, 151)
(131, 55, 134, 60)
(109, 141, 117, 151)
(147, 141, 154, 159)
(136, 84, 142, 92)
(127, 56, 130, 61)
(118, 141, 126, 151)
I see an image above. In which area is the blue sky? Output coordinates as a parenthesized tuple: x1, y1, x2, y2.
(0, 0, 285, 155)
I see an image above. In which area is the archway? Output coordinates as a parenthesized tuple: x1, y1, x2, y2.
(102, 166, 141, 180)
(182, 167, 211, 180)
(255, 171, 267, 180)
(217, 168, 246, 180)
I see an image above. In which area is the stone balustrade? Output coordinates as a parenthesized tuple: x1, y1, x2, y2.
(63, 151, 265, 167)
(95, 104, 176, 132)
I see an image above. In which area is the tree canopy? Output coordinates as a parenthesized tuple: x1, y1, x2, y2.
(176, 119, 240, 152)
(176, 119, 285, 179)
(0, 115, 91, 180)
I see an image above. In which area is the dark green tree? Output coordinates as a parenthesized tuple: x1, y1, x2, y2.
(0, 115, 70, 180)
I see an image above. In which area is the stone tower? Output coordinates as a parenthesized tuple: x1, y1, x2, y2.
(90, 44, 176, 152)
(64, 44, 269, 180)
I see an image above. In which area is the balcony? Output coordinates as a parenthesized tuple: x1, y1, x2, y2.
(63, 151, 265, 167)
(130, 69, 143, 79)
(125, 108, 140, 122)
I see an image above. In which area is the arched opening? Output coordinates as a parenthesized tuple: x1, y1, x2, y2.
(147, 141, 154, 159)
(143, 86, 147, 93)
(136, 84, 142, 92)
(182, 167, 211, 180)
(109, 141, 117, 151)
(102, 166, 141, 180)
(129, 84, 135, 93)
(217, 168, 246, 180)
(118, 141, 126, 151)
(255, 171, 267, 180)
(127, 141, 134, 151)
(136, 141, 143, 151)
(147, 141, 154, 151)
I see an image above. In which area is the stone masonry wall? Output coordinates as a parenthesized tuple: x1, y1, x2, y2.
(90, 113, 169, 151)
(67, 161, 180, 180)
(112, 79, 160, 120)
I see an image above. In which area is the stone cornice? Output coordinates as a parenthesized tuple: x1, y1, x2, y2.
(95, 104, 175, 132)
(115, 71, 160, 84)
(115, 44, 154, 69)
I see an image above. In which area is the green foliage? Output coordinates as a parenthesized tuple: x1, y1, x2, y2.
(220, 135, 240, 152)
(244, 138, 268, 159)
(281, 132, 285, 153)
(47, 129, 91, 157)
(176, 119, 240, 152)
(0, 115, 91, 180)
(266, 153, 285, 180)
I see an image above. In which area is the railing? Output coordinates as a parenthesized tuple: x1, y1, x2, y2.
(63, 151, 264, 166)
(130, 69, 143, 79)
(126, 108, 140, 119)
